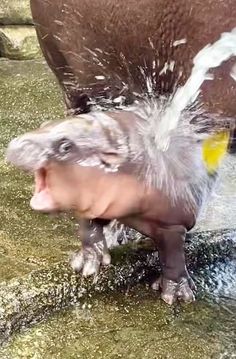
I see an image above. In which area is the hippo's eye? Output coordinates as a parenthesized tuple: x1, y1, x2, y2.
(57, 139, 74, 154)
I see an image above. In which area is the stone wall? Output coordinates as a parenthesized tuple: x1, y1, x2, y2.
(0, 0, 41, 60)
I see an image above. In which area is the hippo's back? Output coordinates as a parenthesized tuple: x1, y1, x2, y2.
(30, 0, 236, 116)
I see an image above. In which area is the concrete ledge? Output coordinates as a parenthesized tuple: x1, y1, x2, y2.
(0, 25, 41, 60)
(0, 1, 32, 25)
(0, 228, 235, 345)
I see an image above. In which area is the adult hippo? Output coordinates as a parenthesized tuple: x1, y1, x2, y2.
(6, 0, 236, 304)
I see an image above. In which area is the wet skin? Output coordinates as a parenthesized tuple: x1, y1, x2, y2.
(7, 0, 236, 304)
(6, 108, 204, 306)
(42, 160, 197, 303)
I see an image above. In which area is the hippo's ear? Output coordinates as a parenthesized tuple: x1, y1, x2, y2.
(99, 152, 124, 166)
(40, 120, 53, 128)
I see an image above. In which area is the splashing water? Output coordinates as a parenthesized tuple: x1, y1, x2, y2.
(157, 28, 236, 151)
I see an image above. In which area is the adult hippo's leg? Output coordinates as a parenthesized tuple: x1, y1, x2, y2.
(30, 0, 90, 114)
(30, 0, 236, 118)
(70, 219, 112, 277)
(151, 226, 196, 305)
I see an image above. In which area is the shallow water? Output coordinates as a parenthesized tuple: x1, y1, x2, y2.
(195, 155, 236, 232)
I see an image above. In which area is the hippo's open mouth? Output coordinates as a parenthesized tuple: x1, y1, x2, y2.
(30, 168, 56, 212)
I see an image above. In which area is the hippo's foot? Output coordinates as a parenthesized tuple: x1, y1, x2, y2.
(152, 275, 196, 305)
(70, 246, 111, 277)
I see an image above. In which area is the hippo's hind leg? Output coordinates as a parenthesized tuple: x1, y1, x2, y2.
(70, 219, 112, 277)
(152, 225, 196, 305)
(36, 33, 89, 115)
(31, 1, 89, 115)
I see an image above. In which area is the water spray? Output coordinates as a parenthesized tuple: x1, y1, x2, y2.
(157, 28, 236, 151)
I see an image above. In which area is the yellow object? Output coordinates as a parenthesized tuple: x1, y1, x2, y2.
(202, 131, 230, 173)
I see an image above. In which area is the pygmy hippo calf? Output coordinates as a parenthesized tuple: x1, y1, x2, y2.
(6, 0, 236, 305)
(6, 101, 231, 304)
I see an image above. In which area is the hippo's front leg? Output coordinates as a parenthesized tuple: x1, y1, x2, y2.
(70, 219, 111, 277)
(152, 225, 196, 305)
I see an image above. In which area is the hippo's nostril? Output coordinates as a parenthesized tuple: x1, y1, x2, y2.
(6, 135, 49, 172)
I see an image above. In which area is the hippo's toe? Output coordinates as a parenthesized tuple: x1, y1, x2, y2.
(152, 276, 196, 305)
(70, 247, 111, 277)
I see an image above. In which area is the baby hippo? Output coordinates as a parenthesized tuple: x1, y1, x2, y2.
(7, 100, 225, 305)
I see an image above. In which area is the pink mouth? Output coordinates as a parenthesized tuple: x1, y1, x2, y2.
(30, 168, 57, 212)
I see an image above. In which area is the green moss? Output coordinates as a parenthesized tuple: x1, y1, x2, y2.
(0, 60, 78, 281)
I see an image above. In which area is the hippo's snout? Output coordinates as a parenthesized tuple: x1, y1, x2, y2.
(6, 134, 49, 172)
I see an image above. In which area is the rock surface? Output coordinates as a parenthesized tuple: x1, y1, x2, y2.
(0, 0, 32, 25)
(0, 228, 236, 346)
(1, 264, 236, 359)
(0, 26, 40, 60)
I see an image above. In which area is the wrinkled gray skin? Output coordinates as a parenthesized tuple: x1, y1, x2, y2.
(6, 0, 236, 305)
